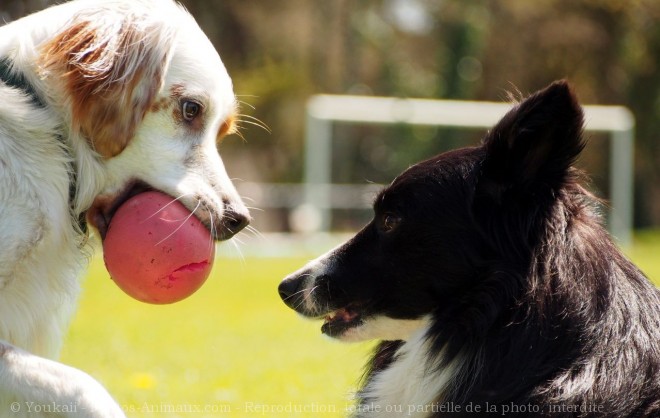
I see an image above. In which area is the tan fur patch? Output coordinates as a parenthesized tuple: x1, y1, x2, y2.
(150, 97, 171, 113)
(169, 84, 185, 99)
(39, 11, 174, 158)
(217, 111, 237, 142)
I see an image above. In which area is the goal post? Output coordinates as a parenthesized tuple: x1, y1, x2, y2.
(303, 94, 635, 246)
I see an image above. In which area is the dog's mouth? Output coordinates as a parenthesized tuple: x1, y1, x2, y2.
(87, 180, 248, 242)
(321, 304, 364, 337)
(86, 181, 155, 241)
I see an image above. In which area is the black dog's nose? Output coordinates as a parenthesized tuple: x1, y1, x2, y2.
(278, 278, 304, 309)
(218, 208, 250, 241)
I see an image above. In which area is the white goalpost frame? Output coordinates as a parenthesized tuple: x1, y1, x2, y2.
(304, 94, 635, 246)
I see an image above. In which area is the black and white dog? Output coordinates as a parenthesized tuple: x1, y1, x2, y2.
(279, 81, 660, 417)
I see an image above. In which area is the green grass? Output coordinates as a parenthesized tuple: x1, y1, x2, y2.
(625, 229, 660, 284)
(61, 231, 660, 417)
(61, 256, 374, 418)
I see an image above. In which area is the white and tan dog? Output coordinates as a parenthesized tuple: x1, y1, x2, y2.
(0, 1, 249, 416)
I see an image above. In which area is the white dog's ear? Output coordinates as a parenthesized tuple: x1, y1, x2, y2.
(40, 6, 176, 157)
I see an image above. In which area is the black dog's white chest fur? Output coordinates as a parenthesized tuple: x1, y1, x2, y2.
(356, 329, 464, 418)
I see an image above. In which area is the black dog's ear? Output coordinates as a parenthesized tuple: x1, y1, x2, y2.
(480, 80, 585, 198)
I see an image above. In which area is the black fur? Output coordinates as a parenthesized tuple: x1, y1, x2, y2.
(280, 81, 660, 417)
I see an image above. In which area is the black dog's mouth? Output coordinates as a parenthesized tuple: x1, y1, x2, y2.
(321, 305, 364, 337)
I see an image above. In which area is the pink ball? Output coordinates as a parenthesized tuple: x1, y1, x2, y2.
(102, 191, 215, 304)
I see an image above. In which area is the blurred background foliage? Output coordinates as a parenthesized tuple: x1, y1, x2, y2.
(3, 0, 659, 230)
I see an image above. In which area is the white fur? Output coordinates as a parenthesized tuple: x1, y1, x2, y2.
(0, 1, 247, 417)
(355, 327, 462, 418)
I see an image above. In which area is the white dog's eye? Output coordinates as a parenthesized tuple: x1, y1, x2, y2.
(182, 100, 201, 121)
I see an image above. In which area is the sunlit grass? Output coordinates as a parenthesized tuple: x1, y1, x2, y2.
(625, 229, 660, 285)
(61, 230, 660, 417)
(62, 256, 373, 418)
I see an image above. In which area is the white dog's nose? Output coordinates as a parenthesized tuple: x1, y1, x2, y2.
(217, 205, 250, 240)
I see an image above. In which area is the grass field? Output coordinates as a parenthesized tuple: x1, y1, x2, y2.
(61, 231, 660, 418)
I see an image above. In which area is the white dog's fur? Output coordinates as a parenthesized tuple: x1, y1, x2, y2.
(0, 1, 248, 416)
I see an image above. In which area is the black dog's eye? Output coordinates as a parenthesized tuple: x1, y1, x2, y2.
(380, 213, 402, 233)
(182, 100, 201, 121)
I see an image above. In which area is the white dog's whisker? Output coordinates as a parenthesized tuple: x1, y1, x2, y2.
(235, 98, 258, 109)
(207, 208, 217, 254)
(153, 200, 201, 246)
(238, 195, 256, 204)
(142, 193, 193, 222)
(228, 237, 246, 265)
(236, 115, 271, 134)
(245, 225, 264, 239)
